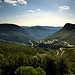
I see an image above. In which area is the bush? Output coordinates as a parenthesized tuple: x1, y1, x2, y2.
(36, 67, 46, 75)
(15, 66, 46, 75)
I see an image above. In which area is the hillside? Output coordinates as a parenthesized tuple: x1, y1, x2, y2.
(22, 26, 62, 40)
(0, 24, 34, 43)
(44, 23, 75, 44)
(0, 40, 75, 75)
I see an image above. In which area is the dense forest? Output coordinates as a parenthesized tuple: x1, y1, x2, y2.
(0, 40, 75, 75)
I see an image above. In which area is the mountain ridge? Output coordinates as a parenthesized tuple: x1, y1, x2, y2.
(22, 26, 62, 40)
(0, 23, 35, 43)
(62, 23, 75, 30)
(44, 23, 75, 44)
(0, 23, 29, 34)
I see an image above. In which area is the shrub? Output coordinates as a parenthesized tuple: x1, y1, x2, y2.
(15, 66, 46, 75)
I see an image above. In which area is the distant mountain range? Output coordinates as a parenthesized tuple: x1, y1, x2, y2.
(0, 23, 74, 45)
(0, 24, 34, 43)
(44, 23, 75, 44)
(22, 26, 62, 40)
(0, 24, 61, 44)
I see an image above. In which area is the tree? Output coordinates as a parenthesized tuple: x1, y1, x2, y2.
(15, 66, 36, 75)
(15, 66, 46, 75)
(36, 67, 46, 75)
(58, 57, 72, 75)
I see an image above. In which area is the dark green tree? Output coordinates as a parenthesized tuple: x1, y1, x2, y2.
(36, 67, 46, 75)
(15, 66, 36, 75)
(15, 66, 46, 75)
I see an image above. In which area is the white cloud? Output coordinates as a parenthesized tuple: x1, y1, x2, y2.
(17, 0, 27, 4)
(59, 6, 70, 10)
(37, 9, 40, 11)
(0, 0, 2, 3)
(4, 0, 17, 4)
(13, 3, 17, 6)
(4, 0, 27, 5)
(26, 9, 40, 13)
(26, 10, 36, 13)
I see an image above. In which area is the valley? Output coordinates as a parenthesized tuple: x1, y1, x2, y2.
(22, 26, 62, 40)
(0, 23, 75, 75)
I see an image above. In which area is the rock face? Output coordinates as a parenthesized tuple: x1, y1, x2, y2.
(0, 24, 35, 43)
(44, 23, 75, 44)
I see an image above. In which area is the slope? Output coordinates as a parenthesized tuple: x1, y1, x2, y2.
(0, 24, 35, 43)
(44, 23, 75, 44)
(22, 26, 62, 40)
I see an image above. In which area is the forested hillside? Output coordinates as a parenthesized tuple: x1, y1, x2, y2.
(0, 40, 75, 75)
(44, 23, 75, 44)
(0, 24, 35, 43)
(22, 26, 62, 40)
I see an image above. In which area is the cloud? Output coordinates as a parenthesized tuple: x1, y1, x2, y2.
(17, 0, 27, 4)
(0, 0, 2, 3)
(4, 0, 27, 5)
(59, 6, 70, 10)
(13, 3, 17, 6)
(4, 0, 17, 4)
(26, 10, 36, 13)
(26, 9, 40, 13)
(37, 9, 40, 11)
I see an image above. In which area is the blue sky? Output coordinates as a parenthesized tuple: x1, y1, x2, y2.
(0, 0, 75, 26)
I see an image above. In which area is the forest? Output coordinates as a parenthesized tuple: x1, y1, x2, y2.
(0, 40, 75, 75)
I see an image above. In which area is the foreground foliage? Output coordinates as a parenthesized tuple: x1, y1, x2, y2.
(0, 40, 75, 75)
(15, 66, 46, 75)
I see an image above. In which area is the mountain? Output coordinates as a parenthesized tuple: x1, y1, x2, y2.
(22, 26, 62, 40)
(44, 23, 75, 44)
(0, 24, 34, 43)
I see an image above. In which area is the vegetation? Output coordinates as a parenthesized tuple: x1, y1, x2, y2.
(0, 40, 75, 75)
(0, 23, 75, 75)
(15, 66, 46, 75)
(22, 26, 62, 40)
(44, 23, 75, 44)
(0, 24, 35, 43)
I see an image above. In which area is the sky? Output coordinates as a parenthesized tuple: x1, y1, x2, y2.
(0, 0, 75, 26)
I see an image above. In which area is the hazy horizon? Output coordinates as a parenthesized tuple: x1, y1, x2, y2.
(0, 0, 75, 26)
